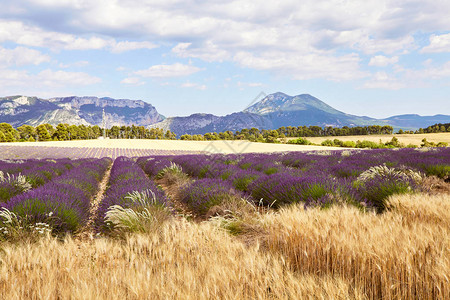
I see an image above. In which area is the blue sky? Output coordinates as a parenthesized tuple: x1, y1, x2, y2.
(0, 0, 449, 118)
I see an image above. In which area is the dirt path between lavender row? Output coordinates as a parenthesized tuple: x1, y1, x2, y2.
(77, 164, 112, 240)
(155, 176, 197, 220)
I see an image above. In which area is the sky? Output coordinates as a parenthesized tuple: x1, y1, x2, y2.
(0, 0, 449, 118)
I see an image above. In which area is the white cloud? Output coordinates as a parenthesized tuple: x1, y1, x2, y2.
(233, 51, 367, 81)
(172, 42, 230, 62)
(421, 33, 450, 53)
(404, 61, 450, 80)
(237, 81, 263, 87)
(181, 82, 207, 90)
(65, 36, 110, 50)
(0, 69, 31, 87)
(355, 36, 416, 55)
(0, 20, 157, 53)
(111, 41, 158, 53)
(368, 55, 399, 67)
(362, 72, 406, 90)
(120, 77, 145, 86)
(363, 61, 450, 90)
(0, 46, 50, 66)
(37, 69, 102, 86)
(134, 63, 203, 78)
(59, 61, 89, 68)
(1, 0, 450, 83)
(0, 68, 101, 93)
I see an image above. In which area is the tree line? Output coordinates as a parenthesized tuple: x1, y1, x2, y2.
(0, 123, 177, 142)
(180, 125, 395, 143)
(0, 122, 448, 143)
(408, 123, 450, 134)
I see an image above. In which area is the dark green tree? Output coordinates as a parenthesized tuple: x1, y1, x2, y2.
(36, 124, 52, 141)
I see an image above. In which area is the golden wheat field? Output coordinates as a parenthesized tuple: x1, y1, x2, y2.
(0, 192, 448, 299)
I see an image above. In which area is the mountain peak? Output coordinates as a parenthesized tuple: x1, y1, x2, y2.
(244, 92, 340, 116)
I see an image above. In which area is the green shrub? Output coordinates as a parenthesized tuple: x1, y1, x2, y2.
(421, 138, 435, 147)
(356, 140, 385, 149)
(333, 139, 344, 146)
(425, 165, 450, 181)
(321, 139, 335, 146)
(264, 167, 279, 175)
(385, 137, 403, 148)
(287, 138, 311, 145)
(341, 141, 356, 148)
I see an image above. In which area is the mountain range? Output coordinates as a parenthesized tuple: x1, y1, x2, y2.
(1, 93, 449, 135)
(0, 96, 163, 128)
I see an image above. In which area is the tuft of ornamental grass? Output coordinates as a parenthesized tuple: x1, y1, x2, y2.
(0, 207, 53, 243)
(355, 165, 422, 212)
(0, 171, 32, 203)
(155, 162, 185, 180)
(104, 189, 172, 236)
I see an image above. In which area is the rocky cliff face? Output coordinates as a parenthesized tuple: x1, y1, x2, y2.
(0, 96, 164, 127)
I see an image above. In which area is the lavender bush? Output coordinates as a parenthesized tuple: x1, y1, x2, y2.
(95, 157, 169, 234)
(181, 178, 242, 216)
(1, 158, 111, 234)
(144, 148, 449, 212)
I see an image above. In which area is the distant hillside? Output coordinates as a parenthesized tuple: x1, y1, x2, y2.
(243, 92, 385, 128)
(0, 96, 164, 127)
(150, 112, 272, 135)
(151, 92, 450, 135)
(2, 93, 449, 135)
(381, 114, 450, 130)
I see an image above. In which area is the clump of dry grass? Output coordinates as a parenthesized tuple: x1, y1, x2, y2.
(104, 189, 172, 236)
(386, 193, 450, 227)
(0, 219, 364, 299)
(420, 175, 450, 194)
(356, 164, 423, 184)
(261, 193, 450, 299)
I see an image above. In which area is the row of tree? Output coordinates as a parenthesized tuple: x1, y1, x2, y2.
(0, 122, 448, 143)
(180, 125, 395, 143)
(415, 123, 450, 134)
(0, 123, 177, 142)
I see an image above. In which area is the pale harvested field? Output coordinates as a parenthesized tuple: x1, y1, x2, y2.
(296, 132, 450, 145)
(1, 139, 343, 155)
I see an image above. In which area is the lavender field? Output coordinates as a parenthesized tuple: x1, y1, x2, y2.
(0, 148, 449, 299)
(0, 144, 200, 160)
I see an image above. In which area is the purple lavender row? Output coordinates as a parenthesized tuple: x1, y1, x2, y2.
(137, 156, 174, 178)
(167, 148, 449, 181)
(0, 159, 80, 203)
(138, 148, 450, 212)
(94, 157, 169, 233)
(2, 158, 112, 234)
(0, 158, 76, 185)
(138, 156, 247, 216)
